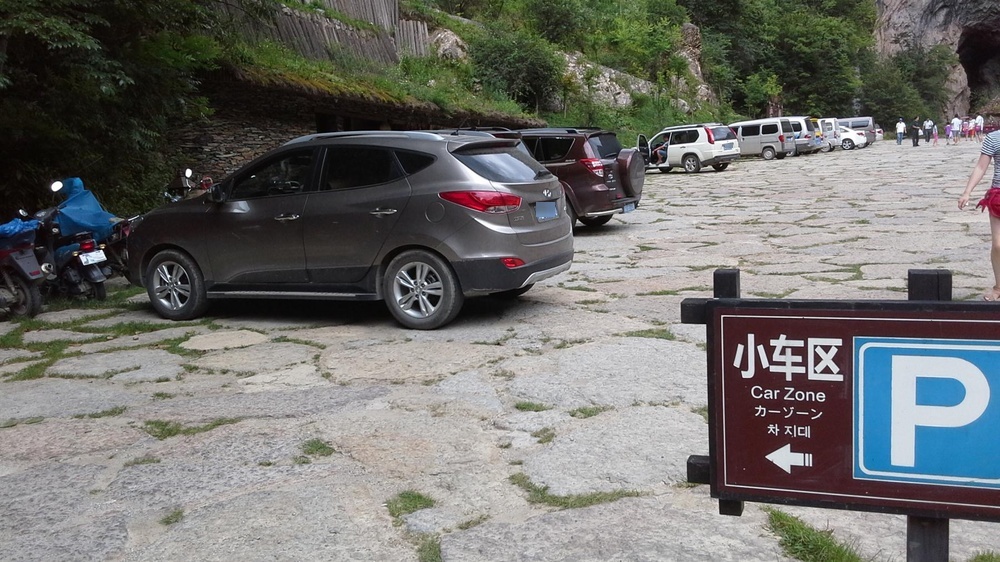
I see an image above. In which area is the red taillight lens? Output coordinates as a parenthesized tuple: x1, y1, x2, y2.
(79, 239, 97, 252)
(579, 158, 604, 177)
(501, 257, 525, 268)
(778, 134, 785, 142)
(705, 127, 715, 144)
(439, 191, 522, 214)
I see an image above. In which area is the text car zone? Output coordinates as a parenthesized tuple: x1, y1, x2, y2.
(127, 131, 574, 329)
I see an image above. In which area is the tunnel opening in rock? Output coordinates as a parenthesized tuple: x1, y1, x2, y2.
(958, 24, 1000, 109)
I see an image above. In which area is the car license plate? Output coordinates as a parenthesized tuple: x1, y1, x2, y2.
(535, 201, 558, 222)
(623, 202, 636, 213)
(723, 142, 734, 150)
(79, 249, 106, 266)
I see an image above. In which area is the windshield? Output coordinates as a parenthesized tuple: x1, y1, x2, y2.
(454, 146, 548, 183)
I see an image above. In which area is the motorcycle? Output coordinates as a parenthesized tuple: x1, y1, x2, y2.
(31, 178, 114, 300)
(163, 168, 205, 202)
(0, 217, 45, 317)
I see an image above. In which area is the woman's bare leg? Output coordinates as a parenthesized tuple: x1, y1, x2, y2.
(989, 213, 1000, 299)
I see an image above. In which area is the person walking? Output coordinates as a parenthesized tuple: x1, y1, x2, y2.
(958, 128, 1000, 301)
(895, 118, 906, 145)
(975, 113, 985, 142)
(923, 118, 934, 143)
(932, 123, 939, 146)
(911, 117, 922, 146)
(962, 117, 971, 141)
(952, 114, 963, 143)
(945, 122, 954, 145)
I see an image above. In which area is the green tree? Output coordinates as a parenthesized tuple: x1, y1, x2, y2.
(742, 70, 782, 117)
(524, 0, 584, 49)
(860, 58, 925, 127)
(0, 0, 238, 216)
(468, 26, 565, 113)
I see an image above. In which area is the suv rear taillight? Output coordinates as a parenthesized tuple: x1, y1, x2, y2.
(440, 191, 522, 214)
(579, 158, 604, 178)
(705, 127, 715, 144)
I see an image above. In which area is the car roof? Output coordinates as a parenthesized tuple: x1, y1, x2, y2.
(282, 130, 518, 148)
(657, 123, 727, 132)
(515, 127, 612, 136)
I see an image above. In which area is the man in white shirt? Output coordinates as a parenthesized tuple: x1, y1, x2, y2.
(976, 114, 985, 142)
(895, 118, 906, 145)
(923, 118, 934, 143)
(952, 115, 963, 143)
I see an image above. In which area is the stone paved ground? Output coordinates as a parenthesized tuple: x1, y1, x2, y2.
(1, 139, 999, 561)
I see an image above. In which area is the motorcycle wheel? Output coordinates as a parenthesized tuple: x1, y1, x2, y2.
(4, 272, 43, 317)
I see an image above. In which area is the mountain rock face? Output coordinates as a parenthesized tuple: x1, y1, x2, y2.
(876, 0, 1000, 116)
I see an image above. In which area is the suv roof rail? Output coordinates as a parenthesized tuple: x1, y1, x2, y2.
(516, 127, 607, 135)
(284, 131, 445, 145)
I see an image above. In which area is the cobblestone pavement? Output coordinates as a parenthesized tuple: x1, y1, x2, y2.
(1, 139, 998, 561)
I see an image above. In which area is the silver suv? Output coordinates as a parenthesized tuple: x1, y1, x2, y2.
(127, 131, 574, 329)
(637, 123, 741, 173)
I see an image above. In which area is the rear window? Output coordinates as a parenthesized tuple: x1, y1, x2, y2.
(710, 127, 736, 141)
(453, 146, 548, 183)
(523, 137, 574, 162)
(780, 120, 794, 133)
(741, 125, 761, 136)
(790, 122, 803, 133)
(761, 124, 778, 135)
(587, 133, 622, 159)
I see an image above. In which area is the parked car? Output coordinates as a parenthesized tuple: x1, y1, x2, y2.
(837, 126, 869, 150)
(729, 117, 796, 160)
(786, 116, 823, 155)
(636, 123, 741, 173)
(837, 116, 878, 145)
(517, 128, 644, 227)
(127, 131, 575, 330)
(813, 117, 840, 152)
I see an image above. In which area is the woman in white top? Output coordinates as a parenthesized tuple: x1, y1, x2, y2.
(958, 130, 1000, 300)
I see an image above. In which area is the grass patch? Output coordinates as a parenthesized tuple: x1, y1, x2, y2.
(457, 514, 490, 530)
(618, 328, 675, 340)
(152, 392, 175, 400)
(635, 289, 678, 296)
(531, 427, 555, 444)
(416, 535, 442, 562)
(293, 455, 312, 464)
(692, 405, 709, 422)
(764, 506, 862, 562)
(508, 473, 642, 509)
(560, 284, 597, 292)
(553, 338, 589, 349)
(72, 406, 127, 419)
(386, 490, 436, 520)
(514, 401, 551, 412)
(301, 438, 336, 457)
(124, 455, 161, 467)
(160, 509, 184, 525)
(970, 553, 1000, 562)
(142, 417, 242, 440)
(569, 405, 611, 418)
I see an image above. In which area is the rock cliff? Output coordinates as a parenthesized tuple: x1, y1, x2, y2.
(876, 0, 1000, 116)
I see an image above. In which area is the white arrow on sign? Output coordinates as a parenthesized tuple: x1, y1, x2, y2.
(766, 444, 813, 474)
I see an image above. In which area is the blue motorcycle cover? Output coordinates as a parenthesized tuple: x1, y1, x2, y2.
(0, 218, 40, 249)
(54, 177, 116, 242)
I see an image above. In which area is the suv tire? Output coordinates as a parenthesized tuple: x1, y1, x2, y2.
(682, 154, 702, 173)
(616, 149, 645, 198)
(145, 249, 209, 320)
(712, 163, 729, 172)
(384, 250, 463, 330)
(657, 166, 672, 173)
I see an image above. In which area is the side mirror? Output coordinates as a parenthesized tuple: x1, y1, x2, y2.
(208, 183, 225, 203)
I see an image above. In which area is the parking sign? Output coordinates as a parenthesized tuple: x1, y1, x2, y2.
(709, 301, 1000, 521)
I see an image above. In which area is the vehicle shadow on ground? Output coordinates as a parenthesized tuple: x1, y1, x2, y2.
(141, 293, 535, 330)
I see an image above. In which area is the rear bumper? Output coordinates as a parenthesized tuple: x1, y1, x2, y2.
(703, 154, 740, 166)
(451, 250, 573, 294)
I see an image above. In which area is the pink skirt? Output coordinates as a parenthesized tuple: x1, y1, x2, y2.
(976, 187, 1000, 218)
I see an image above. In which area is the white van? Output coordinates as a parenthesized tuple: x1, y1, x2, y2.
(813, 117, 839, 152)
(728, 118, 796, 160)
(836, 116, 877, 145)
(786, 116, 823, 155)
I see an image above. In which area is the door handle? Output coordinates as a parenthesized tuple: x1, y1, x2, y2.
(274, 213, 300, 222)
(369, 208, 397, 216)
